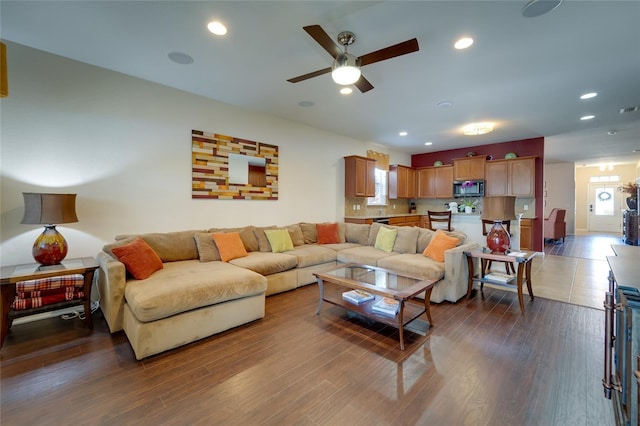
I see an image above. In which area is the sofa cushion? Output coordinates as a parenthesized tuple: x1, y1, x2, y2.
(337, 246, 398, 265)
(367, 222, 384, 246)
(253, 226, 278, 252)
(377, 254, 445, 282)
(345, 223, 370, 245)
(374, 226, 397, 252)
(264, 229, 294, 253)
(111, 238, 163, 280)
(317, 222, 340, 244)
(212, 232, 249, 262)
(393, 226, 420, 254)
(114, 230, 203, 262)
(193, 233, 221, 262)
(286, 224, 305, 246)
(321, 242, 362, 251)
(416, 228, 435, 253)
(423, 230, 459, 262)
(299, 222, 317, 244)
(228, 252, 298, 276)
(208, 226, 260, 252)
(288, 245, 337, 268)
(124, 260, 266, 323)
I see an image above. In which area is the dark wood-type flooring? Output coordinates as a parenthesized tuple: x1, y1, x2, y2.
(1, 283, 612, 425)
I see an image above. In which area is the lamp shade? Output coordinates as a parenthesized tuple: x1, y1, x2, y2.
(481, 196, 517, 221)
(331, 53, 361, 85)
(0, 41, 7, 98)
(21, 193, 78, 225)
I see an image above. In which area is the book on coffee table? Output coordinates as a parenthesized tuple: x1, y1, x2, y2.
(372, 297, 400, 317)
(342, 289, 375, 305)
(484, 272, 515, 284)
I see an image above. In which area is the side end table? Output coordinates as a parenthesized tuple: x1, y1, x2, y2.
(0, 257, 99, 347)
(464, 249, 536, 312)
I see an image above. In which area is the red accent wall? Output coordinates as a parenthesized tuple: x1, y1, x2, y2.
(412, 137, 545, 251)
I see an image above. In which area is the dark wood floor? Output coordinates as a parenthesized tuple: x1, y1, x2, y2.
(544, 233, 622, 260)
(0, 283, 613, 425)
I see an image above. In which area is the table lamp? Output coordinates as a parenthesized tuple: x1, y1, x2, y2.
(21, 193, 78, 265)
(481, 196, 517, 253)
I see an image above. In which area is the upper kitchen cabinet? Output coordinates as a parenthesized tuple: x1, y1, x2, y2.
(417, 165, 453, 199)
(485, 156, 536, 197)
(453, 156, 486, 181)
(389, 164, 416, 199)
(344, 155, 376, 198)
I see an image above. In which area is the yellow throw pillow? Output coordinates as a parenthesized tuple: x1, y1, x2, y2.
(264, 229, 294, 253)
(374, 226, 398, 253)
(212, 232, 249, 262)
(423, 230, 459, 262)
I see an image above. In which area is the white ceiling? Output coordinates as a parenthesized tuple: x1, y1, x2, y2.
(2, 1, 640, 167)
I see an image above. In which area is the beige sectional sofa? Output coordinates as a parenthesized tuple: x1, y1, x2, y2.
(97, 222, 479, 359)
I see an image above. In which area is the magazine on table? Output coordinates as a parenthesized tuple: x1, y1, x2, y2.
(342, 289, 375, 305)
(484, 272, 515, 284)
(372, 297, 400, 317)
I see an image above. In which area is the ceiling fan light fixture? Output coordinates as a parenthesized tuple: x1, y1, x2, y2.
(331, 53, 361, 85)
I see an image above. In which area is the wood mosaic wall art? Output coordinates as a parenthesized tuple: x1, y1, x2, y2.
(192, 130, 278, 200)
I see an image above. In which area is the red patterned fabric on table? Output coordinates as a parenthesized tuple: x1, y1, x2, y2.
(11, 274, 84, 311)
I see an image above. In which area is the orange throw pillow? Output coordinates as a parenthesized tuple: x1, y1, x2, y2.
(111, 238, 163, 280)
(212, 232, 248, 262)
(423, 230, 459, 262)
(316, 222, 339, 244)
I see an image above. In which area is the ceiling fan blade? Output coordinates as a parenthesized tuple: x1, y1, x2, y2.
(359, 38, 419, 67)
(303, 25, 343, 59)
(287, 67, 332, 83)
(354, 75, 374, 93)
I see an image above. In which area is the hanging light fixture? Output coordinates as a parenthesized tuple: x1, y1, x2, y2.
(331, 31, 361, 86)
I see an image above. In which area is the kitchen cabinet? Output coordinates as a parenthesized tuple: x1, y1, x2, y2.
(623, 210, 638, 245)
(485, 156, 536, 197)
(344, 155, 376, 198)
(453, 156, 485, 180)
(389, 215, 421, 227)
(389, 165, 416, 199)
(519, 218, 534, 251)
(417, 165, 453, 199)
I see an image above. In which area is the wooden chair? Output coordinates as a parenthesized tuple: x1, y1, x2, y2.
(427, 211, 452, 231)
(482, 219, 515, 274)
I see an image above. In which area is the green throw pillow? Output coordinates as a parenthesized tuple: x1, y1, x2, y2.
(264, 229, 294, 253)
(374, 226, 397, 253)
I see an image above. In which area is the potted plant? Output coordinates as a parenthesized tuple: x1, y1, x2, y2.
(460, 198, 477, 214)
(621, 181, 638, 210)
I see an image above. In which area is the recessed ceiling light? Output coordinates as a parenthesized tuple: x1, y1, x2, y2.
(399, 131, 408, 136)
(454, 38, 474, 50)
(463, 122, 494, 135)
(608, 130, 617, 136)
(298, 101, 314, 107)
(437, 101, 453, 108)
(207, 21, 228, 36)
(580, 115, 595, 120)
(168, 51, 194, 65)
(339, 87, 353, 95)
(580, 92, 598, 100)
(424, 142, 433, 146)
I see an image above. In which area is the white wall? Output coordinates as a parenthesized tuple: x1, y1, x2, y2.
(0, 42, 410, 266)
(543, 162, 575, 234)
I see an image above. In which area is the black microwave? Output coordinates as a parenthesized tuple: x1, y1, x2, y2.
(453, 180, 485, 198)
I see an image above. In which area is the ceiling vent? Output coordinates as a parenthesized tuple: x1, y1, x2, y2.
(620, 106, 640, 114)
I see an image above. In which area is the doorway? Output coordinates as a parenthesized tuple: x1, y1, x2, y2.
(587, 182, 622, 233)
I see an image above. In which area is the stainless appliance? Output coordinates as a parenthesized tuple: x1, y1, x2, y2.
(453, 180, 485, 198)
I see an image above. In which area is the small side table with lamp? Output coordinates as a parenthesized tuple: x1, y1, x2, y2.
(0, 193, 97, 347)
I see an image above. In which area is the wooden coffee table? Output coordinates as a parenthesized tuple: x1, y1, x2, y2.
(314, 263, 436, 350)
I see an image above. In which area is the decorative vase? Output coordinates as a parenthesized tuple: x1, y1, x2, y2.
(32, 225, 68, 265)
(626, 197, 638, 211)
(465, 206, 472, 214)
(486, 221, 511, 253)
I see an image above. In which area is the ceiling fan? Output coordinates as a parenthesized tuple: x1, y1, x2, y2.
(287, 25, 419, 93)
